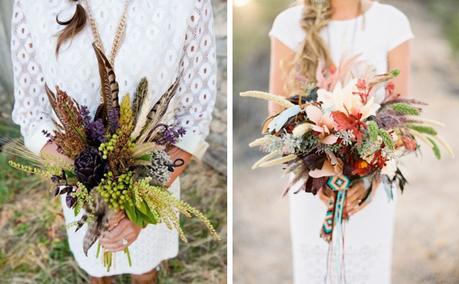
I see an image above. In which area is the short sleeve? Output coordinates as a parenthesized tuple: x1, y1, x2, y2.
(385, 6, 414, 51)
(171, 0, 217, 160)
(11, 0, 55, 155)
(269, 5, 305, 51)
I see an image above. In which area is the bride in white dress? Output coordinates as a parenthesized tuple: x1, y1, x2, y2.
(268, 1, 413, 283)
(11, 0, 216, 282)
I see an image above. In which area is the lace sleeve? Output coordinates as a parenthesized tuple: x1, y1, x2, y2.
(10, 0, 54, 154)
(172, 0, 217, 160)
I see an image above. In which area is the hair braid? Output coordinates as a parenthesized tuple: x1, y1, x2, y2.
(287, 0, 333, 95)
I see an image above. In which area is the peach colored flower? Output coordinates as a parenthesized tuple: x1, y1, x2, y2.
(305, 105, 338, 144)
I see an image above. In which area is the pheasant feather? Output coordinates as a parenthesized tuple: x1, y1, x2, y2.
(136, 77, 180, 143)
(132, 78, 149, 125)
(93, 43, 120, 129)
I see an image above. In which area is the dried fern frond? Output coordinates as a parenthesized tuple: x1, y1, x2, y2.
(44, 85, 86, 158)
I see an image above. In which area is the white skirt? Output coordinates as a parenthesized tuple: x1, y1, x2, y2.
(60, 179, 180, 277)
(289, 183, 396, 284)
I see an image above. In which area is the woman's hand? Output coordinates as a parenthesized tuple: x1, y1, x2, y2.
(345, 178, 380, 217)
(318, 178, 379, 217)
(318, 186, 333, 206)
(100, 214, 142, 252)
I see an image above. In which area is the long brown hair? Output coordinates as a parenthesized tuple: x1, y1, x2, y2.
(55, 1, 88, 55)
(287, 0, 333, 94)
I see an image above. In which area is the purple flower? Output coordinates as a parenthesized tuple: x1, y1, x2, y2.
(107, 108, 120, 133)
(87, 119, 106, 144)
(80, 106, 92, 127)
(161, 125, 186, 145)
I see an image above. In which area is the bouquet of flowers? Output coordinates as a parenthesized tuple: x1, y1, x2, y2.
(7, 44, 219, 271)
(241, 56, 453, 279)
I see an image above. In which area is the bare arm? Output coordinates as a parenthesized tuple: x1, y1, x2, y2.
(269, 38, 296, 115)
(165, 147, 192, 187)
(388, 40, 412, 98)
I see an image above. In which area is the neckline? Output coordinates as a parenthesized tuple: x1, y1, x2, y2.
(329, 1, 377, 24)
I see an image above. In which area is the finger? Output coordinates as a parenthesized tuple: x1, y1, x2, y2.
(108, 213, 126, 231)
(102, 232, 137, 252)
(346, 190, 365, 207)
(101, 232, 136, 250)
(347, 182, 365, 198)
(348, 201, 369, 217)
(103, 219, 131, 241)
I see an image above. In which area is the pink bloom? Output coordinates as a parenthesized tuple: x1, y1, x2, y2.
(305, 105, 338, 145)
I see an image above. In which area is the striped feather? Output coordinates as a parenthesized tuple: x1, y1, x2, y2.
(82, 194, 116, 256)
(136, 77, 180, 143)
(92, 43, 119, 120)
(132, 78, 149, 125)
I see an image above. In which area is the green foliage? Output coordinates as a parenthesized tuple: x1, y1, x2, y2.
(428, 0, 459, 54)
(49, 240, 72, 262)
(408, 124, 438, 136)
(427, 137, 442, 160)
(367, 121, 379, 142)
(378, 129, 395, 150)
(391, 103, 421, 116)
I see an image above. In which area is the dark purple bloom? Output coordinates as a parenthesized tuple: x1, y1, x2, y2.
(87, 119, 106, 144)
(107, 108, 120, 133)
(74, 147, 107, 190)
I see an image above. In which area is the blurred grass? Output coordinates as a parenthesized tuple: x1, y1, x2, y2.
(426, 0, 459, 54)
(0, 120, 226, 284)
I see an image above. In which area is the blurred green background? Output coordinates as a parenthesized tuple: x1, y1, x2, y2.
(234, 1, 459, 283)
(0, 1, 227, 283)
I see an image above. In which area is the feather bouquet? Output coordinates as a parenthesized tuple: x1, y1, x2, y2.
(7, 44, 219, 271)
(241, 56, 453, 280)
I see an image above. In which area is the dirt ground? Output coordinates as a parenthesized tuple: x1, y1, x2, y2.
(233, 1, 459, 283)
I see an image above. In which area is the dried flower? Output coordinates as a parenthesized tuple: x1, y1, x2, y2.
(148, 150, 172, 186)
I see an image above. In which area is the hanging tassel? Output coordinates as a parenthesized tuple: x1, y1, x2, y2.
(321, 175, 351, 284)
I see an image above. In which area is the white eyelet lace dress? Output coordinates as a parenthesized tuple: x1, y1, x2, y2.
(11, 0, 217, 277)
(269, 2, 414, 284)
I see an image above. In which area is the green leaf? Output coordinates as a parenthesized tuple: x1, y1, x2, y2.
(408, 125, 438, 135)
(138, 154, 152, 162)
(125, 201, 141, 226)
(427, 137, 442, 160)
(135, 198, 149, 215)
(144, 205, 159, 224)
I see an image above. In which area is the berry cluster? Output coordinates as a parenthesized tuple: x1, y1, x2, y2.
(98, 171, 134, 210)
(98, 134, 120, 159)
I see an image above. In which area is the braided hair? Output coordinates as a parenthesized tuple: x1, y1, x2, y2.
(287, 0, 333, 95)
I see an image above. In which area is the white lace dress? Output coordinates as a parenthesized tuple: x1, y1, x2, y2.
(11, 0, 217, 277)
(270, 2, 414, 283)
